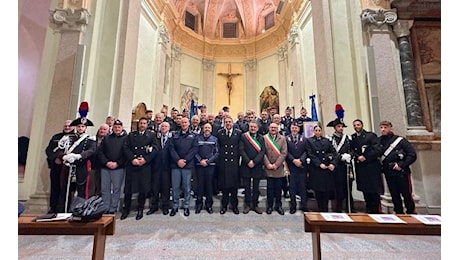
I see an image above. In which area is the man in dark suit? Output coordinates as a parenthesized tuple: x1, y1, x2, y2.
(239, 121, 266, 214)
(285, 120, 309, 213)
(147, 121, 173, 216)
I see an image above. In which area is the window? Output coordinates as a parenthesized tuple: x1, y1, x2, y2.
(185, 11, 195, 31)
(265, 12, 274, 30)
(223, 23, 237, 38)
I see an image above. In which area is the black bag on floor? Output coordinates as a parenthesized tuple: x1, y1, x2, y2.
(70, 195, 108, 222)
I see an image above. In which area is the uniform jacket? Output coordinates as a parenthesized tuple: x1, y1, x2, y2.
(45, 131, 76, 169)
(195, 134, 219, 166)
(377, 133, 417, 175)
(263, 134, 288, 178)
(169, 129, 198, 169)
(350, 129, 384, 194)
(239, 132, 266, 179)
(306, 136, 339, 192)
(123, 130, 159, 193)
(216, 127, 242, 188)
(281, 116, 294, 136)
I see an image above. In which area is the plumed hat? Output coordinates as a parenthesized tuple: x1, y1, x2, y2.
(326, 104, 347, 127)
(70, 102, 94, 127)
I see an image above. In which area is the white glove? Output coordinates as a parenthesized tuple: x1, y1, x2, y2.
(341, 153, 351, 163)
(74, 154, 82, 160)
(62, 154, 72, 163)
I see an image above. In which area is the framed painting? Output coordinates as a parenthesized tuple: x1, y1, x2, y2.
(303, 121, 317, 138)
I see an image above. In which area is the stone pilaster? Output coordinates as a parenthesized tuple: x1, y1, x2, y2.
(202, 59, 216, 109)
(170, 44, 182, 109)
(277, 44, 289, 110)
(244, 59, 257, 111)
(25, 6, 91, 213)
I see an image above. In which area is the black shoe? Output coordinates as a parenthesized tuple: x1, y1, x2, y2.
(253, 207, 263, 214)
(243, 206, 250, 214)
(289, 208, 296, 214)
(206, 207, 213, 214)
(266, 207, 273, 214)
(276, 207, 285, 215)
(195, 208, 201, 214)
(170, 209, 177, 216)
(162, 209, 169, 215)
(136, 210, 144, 220)
(220, 208, 226, 214)
(184, 208, 190, 216)
(146, 208, 158, 215)
(233, 208, 239, 214)
(120, 211, 129, 220)
(283, 191, 290, 198)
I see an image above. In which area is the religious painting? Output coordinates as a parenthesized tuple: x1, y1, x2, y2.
(180, 85, 199, 112)
(259, 85, 279, 113)
(303, 121, 317, 138)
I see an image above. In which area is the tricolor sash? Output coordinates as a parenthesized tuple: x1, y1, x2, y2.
(244, 132, 261, 152)
(264, 134, 281, 156)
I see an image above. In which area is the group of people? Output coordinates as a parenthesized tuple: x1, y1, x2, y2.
(45, 104, 418, 221)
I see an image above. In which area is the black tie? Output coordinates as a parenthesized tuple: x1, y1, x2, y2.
(294, 136, 298, 143)
(162, 135, 167, 148)
(228, 131, 231, 137)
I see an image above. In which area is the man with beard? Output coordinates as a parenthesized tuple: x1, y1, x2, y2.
(350, 119, 384, 213)
(45, 119, 75, 213)
(239, 121, 266, 214)
(121, 117, 159, 220)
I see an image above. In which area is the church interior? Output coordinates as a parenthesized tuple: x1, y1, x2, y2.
(18, 0, 442, 258)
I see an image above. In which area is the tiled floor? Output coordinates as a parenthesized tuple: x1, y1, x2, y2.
(19, 197, 441, 260)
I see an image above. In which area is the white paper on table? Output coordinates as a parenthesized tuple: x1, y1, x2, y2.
(369, 214, 406, 224)
(320, 213, 354, 222)
(411, 215, 441, 225)
(35, 213, 72, 222)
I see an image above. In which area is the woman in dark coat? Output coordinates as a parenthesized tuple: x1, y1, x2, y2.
(306, 124, 339, 212)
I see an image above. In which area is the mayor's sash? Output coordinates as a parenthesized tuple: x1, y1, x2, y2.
(264, 134, 281, 156)
(244, 132, 261, 152)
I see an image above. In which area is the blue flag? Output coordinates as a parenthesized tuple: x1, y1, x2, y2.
(190, 99, 196, 118)
(309, 94, 318, 121)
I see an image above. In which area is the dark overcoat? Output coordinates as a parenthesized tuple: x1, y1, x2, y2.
(306, 136, 339, 192)
(216, 128, 242, 189)
(123, 130, 159, 194)
(350, 130, 384, 194)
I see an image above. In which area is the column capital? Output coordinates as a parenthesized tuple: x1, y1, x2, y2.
(202, 59, 216, 71)
(277, 44, 288, 61)
(360, 0, 391, 10)
(158, 23, 170, 45)
(288, 24, 300, 45)
(361, 8, 397, 27)
(244, 59, 257, 72)
(49, 8, 90, 33)
(172, 44, 182, 61)
(392, 20, 414, 38)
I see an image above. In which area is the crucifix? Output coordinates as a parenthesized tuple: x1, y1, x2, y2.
(217, 63, 242, 105)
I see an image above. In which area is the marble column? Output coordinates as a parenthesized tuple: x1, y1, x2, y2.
(244, 59, 257, 111)
(155, 23, 171, 110)
(392, 20, 426, 131)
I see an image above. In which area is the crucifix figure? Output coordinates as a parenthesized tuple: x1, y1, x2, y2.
(218, 63, 242, 105)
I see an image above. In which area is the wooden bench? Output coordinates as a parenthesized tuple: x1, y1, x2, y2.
(18, 214, 115, 260)
(304, 212, 441, 260)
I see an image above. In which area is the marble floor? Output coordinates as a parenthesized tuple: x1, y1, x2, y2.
(18, 194, 441, 260)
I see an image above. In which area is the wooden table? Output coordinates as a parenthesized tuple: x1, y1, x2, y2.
(304, 212, 441, 260)
(19, 214, 115, 260)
